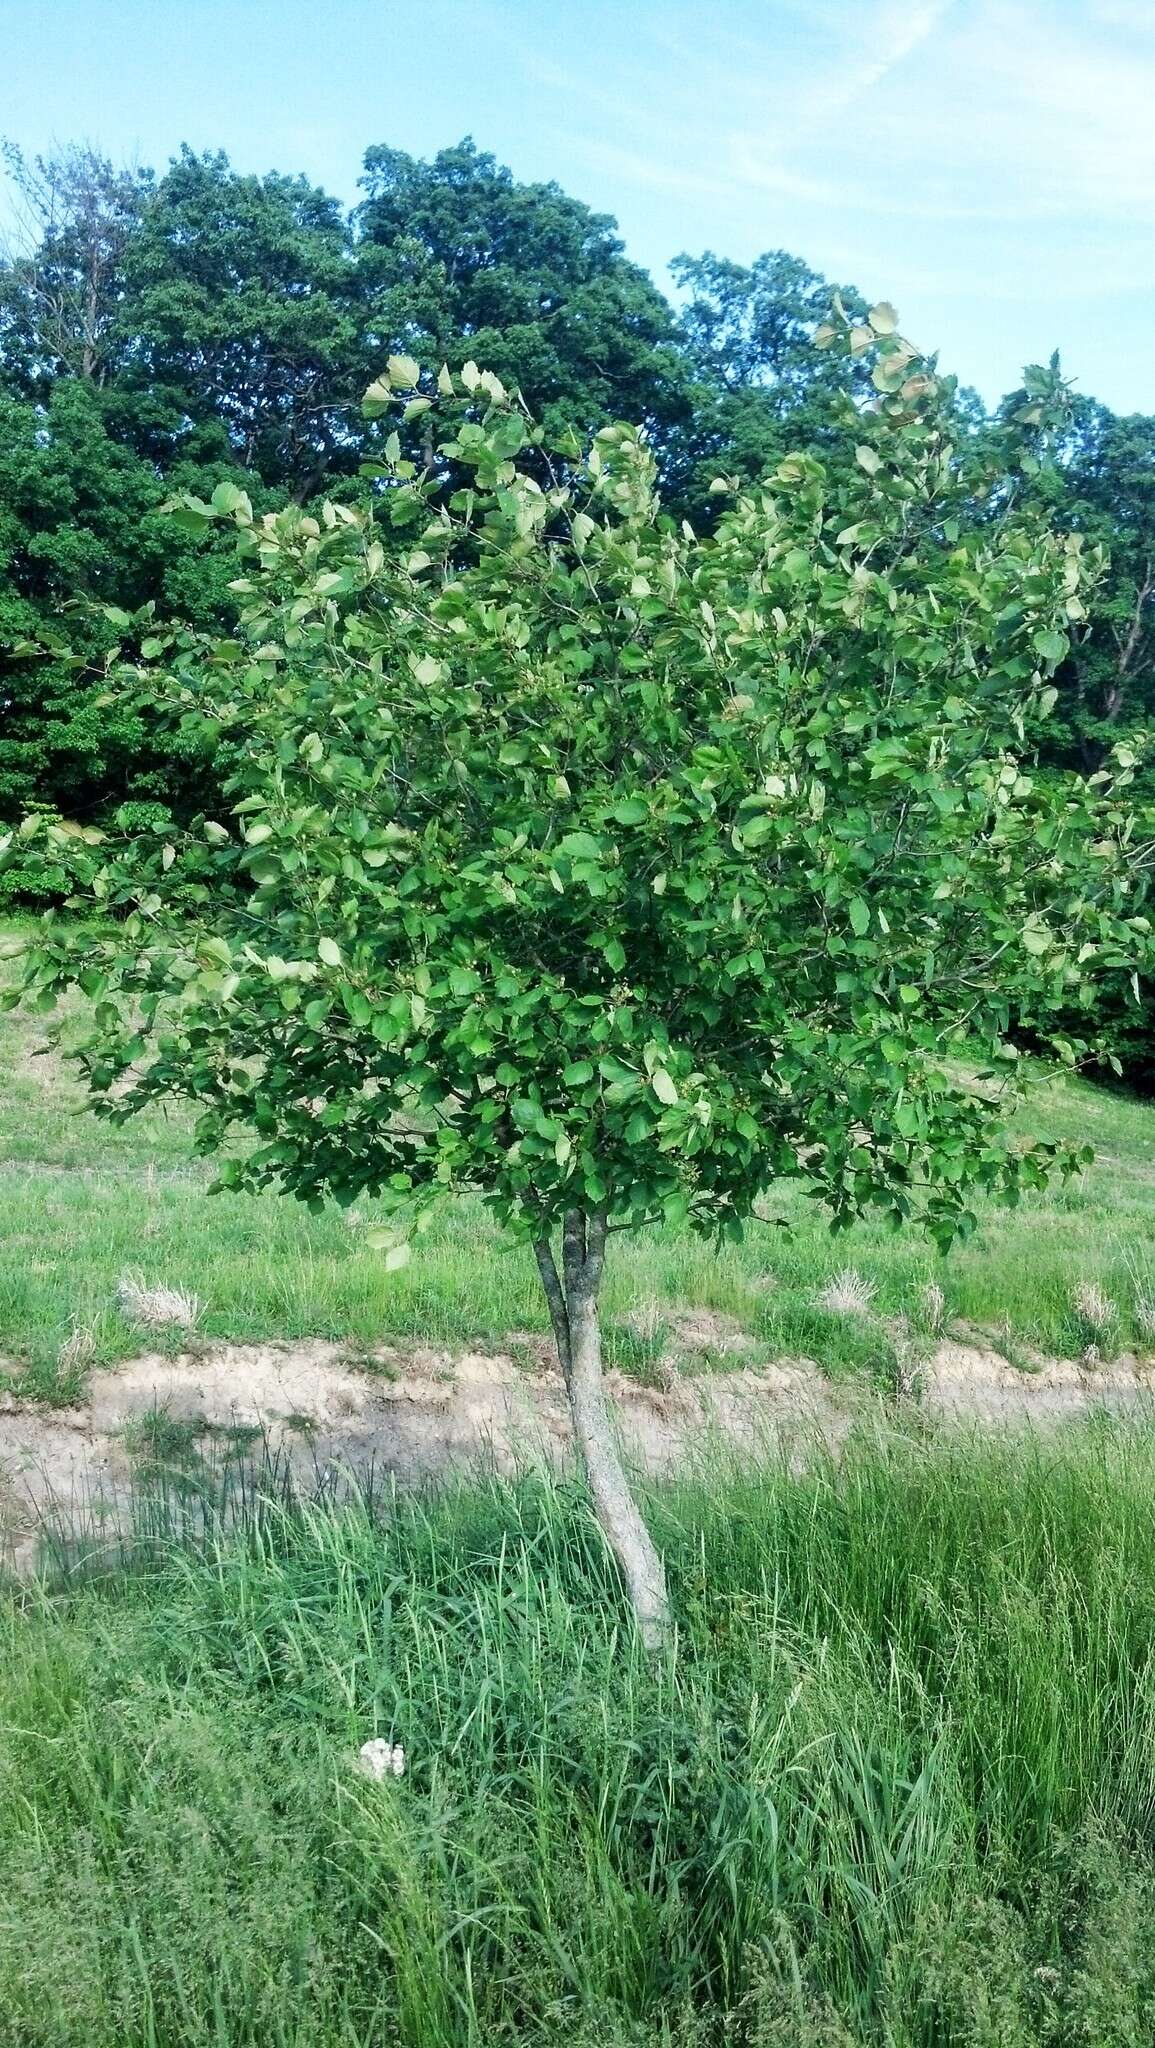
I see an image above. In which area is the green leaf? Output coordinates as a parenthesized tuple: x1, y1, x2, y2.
(317, 937, 342, 967)
(1033, 629, 1069, 666)
(651, 1070, 679, 1106)
(167, 503, 212, 536)
(387, 354, 421, 390)
(210, 481, 252, 520)
(848, 897, 871, 937)
(363, 378, 393, 418)
(361, 1232, 414, 1270)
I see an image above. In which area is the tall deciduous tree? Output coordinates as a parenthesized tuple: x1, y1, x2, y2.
(0, 141, 151, 393)
(9, 310, 1150, 1639)
(1025, 397, 1155, 771)
(121, 148, 366, 495)
(666, 249, 868, 502)
(357, 140, 692, 457)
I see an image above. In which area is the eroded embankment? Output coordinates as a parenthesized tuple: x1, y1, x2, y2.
(4, 1334, 1155, 1574)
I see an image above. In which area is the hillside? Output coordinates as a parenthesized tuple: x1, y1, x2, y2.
(5, 928, 1155, 1406)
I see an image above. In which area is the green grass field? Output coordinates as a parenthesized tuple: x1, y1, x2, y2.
(10, 934, 1155, 2042)
(8, 1431, 1155, 2045)
(4, 930, 1155, 1400)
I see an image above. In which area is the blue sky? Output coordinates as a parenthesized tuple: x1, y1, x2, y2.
(4, 0, 1153, 412)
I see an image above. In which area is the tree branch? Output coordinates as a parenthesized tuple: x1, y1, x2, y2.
(534, 1235, 571, 1375)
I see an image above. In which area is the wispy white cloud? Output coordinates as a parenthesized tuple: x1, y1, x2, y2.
(435, 0, 1155, 402)
(790, 0, 955, 125)
(703, 0, 1155, 228)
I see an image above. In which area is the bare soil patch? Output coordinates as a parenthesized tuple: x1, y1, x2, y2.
(4, 1336, 1155, 1573)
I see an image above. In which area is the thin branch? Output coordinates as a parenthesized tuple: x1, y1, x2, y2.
(534, 1236, 571, 1375)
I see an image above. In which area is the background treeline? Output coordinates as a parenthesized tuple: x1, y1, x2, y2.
(2, 138, 1154, 1076)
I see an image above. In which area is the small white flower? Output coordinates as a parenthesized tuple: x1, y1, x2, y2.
(355, 1738, 405, 1781)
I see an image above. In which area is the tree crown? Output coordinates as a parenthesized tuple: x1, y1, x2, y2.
(8, 309, 1151, 1259)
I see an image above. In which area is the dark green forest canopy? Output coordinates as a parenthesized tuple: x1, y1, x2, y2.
(1, 132, 1153, 1073)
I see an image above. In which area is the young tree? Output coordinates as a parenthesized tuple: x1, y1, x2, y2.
(8, 312, 1151, 1643)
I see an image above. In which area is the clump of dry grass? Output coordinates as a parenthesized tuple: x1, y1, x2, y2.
(57, 1321, 96, 1377)
(1071, 1281, 1118, 1336)
(1135, 1296, 1155, 1347)
(816, 1268, 876, 1318)
(115, 1273, 201, 1332)
(623, 1293, 667, 1346)
(919, 1281, 947, 1335)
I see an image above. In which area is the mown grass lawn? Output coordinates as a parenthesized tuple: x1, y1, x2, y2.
(5, 925, 1155, 1397)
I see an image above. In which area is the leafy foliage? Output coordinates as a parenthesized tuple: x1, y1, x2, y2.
(0, 139, 700, 901)
(4, 130, 1155, 1092)
(0, 379, 226, 896)
(357, 140, 692, 457)
(666, 249, 870, 503)
(120, 147, 369, 495)
(9, 315, 1150, 1261)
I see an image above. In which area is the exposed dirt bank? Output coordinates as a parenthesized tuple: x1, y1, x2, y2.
(4, 1336, 1155, 1573)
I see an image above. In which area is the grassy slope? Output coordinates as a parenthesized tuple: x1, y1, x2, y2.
(5, 932, 1155, 1396)
(7, 1434, 1155, 2045)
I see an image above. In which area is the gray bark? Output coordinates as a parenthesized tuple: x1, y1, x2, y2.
(534, 1207, 671, 1650)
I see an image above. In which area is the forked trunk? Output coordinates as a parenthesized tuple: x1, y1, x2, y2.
(535, 1207, 671, 1650)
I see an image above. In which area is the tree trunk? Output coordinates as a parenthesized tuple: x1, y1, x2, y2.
(535, 1208, 671, 1650)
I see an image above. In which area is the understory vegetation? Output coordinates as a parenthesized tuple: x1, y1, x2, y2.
(6, 1429, 1155, 2045)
